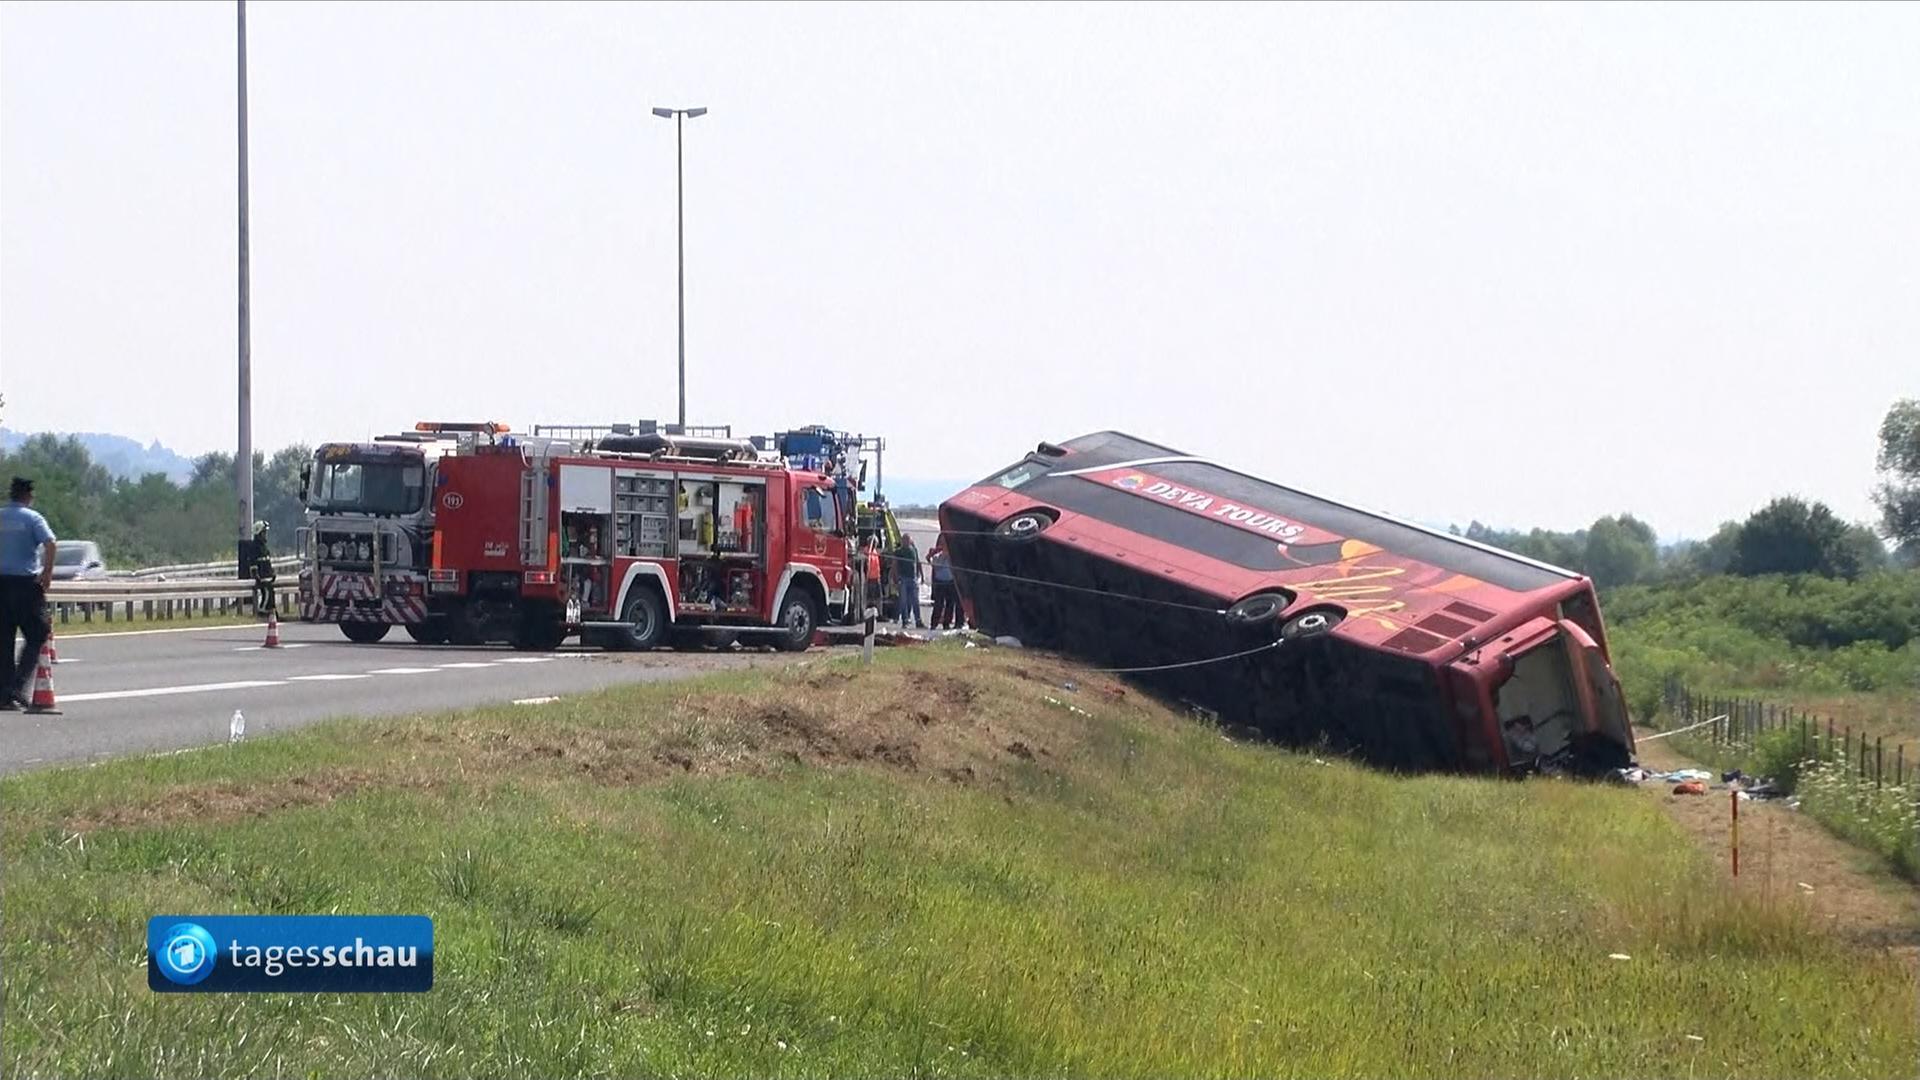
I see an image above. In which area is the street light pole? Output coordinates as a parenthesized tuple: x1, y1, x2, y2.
(652, 106, 706, 431)
(236, 0, 254, 577)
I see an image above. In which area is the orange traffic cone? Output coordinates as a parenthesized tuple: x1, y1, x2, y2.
(263, 610, 281, 649)
(46, 632, 57, 665)
(25, 642, 61, 715)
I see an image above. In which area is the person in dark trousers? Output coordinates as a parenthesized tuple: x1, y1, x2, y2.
(893, 533, 924, 628)
(928, 540, 959, 629)
(0, 477, 57, 710)
(250, 520, 277, 615)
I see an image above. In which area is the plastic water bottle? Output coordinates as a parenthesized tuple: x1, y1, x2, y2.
(229, 709, 246, 744)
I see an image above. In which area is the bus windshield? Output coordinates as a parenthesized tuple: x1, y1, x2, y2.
(309, 460, 426, 515)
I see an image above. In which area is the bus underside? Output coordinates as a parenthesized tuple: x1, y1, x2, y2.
(943, 506, 1473, 772)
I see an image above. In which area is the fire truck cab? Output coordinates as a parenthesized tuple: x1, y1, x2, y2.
(295, 428, 474, 643)
(430, 432, 856, 650)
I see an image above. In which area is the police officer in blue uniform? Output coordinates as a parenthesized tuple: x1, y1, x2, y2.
(0, 476, 57, 710)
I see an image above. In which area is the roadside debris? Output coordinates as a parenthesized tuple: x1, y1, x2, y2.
(1672, 781, 1708, 795)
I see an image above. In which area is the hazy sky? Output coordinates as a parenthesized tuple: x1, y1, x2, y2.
(3, 1, 1915, 538)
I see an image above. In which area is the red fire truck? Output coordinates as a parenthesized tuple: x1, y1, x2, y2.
(429, 431, 857, 650)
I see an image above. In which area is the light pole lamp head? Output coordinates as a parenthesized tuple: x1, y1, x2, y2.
(651, 107, 674, 118)
(652, 106, 708, 119)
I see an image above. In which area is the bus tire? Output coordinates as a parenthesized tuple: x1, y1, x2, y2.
(618, 588, 668, 651)
(1281, 609, 1343, 640)
(1224, 592, 1292, 629)
(994, 509, 1055, 543)
(340, 621, 391, 644)
(774, 591, 820, 652)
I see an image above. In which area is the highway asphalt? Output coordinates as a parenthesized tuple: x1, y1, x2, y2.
(0, 621, 838, 775)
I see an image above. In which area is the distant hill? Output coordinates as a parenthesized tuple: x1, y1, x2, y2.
(0, 429, 197, 485)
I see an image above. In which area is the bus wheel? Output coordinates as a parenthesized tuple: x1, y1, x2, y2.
(1281, 609, 1343, 640)
(775, 592, 819, 652)
(994, 509, 1055, 543)
(405, 621, 451, 645)
(1224, 592, 1292, 629)
(340, 622, 391, 644)
(619, 589, 668, 651)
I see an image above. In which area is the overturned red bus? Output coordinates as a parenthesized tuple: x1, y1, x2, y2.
(939, 432, 1634, 775)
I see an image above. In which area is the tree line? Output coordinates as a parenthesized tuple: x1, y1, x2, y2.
(0, 434, 311, 569)
(2, 397, 1914, 576)
(1454, 398, 1920, 588)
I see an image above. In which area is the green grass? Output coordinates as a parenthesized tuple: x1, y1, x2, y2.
(4, 648, 1914, 1078)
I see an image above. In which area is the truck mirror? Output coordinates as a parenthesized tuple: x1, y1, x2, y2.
(298, 464, 312, 504)
(858, 462, 869, 490)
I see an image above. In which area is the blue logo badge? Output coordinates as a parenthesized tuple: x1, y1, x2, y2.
(156, 922, 218, 985)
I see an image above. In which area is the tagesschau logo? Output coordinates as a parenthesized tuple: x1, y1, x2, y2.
(147, 915, 433, 993)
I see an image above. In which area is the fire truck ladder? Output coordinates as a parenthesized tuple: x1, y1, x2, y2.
(533, 421, 734, 442)
(520, 466, 547, 567)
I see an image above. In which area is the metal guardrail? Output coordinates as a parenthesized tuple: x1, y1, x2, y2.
(106, 555, 300, 581)
(46, 579, 297, 627)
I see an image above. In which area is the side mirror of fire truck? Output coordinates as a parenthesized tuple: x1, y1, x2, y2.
(857, 461, 869, 492)
(298, 463, 312, 505)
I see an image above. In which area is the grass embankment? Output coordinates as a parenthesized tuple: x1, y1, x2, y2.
(4, 647, 1915, 1078)
(1608, 570, 1920, 879)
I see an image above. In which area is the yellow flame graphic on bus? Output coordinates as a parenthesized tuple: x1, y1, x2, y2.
(1297, 563, 1409, 628)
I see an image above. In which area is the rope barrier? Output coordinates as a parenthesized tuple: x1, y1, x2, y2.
(1637, 714, 1728, 742)
(1086, 637, 1285, 674)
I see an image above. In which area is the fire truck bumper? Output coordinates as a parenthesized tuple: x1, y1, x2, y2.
(301, 569, 430, 625)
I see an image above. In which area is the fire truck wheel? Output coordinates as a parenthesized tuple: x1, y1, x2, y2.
(618, 589, 668, 650)
(405, 621, 451, 645)
(340, 622, 391, 644)
(1280, 609, 1343, 640)
(774, 592, 820, 652)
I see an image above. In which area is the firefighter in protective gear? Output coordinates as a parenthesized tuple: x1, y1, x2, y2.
(250, 520, 277, 615)
(864, 537, 883, 612)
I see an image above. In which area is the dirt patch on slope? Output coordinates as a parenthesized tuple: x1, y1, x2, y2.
(1633, 725, 1920, 966)
(63, 767, 408, 832)
(442, 652, 1127, 792)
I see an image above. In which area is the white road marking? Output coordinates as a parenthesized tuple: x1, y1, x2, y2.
(61, 680, 286, 703)
(288, 673, 371, 682)
(53, 658, 82, 664)
(48, 623, 265, 640)
(513, 696, 560, 705)
(436, 662, 497, 670)
(367, 667, 439, 675)
(495, 656, 559, 664)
